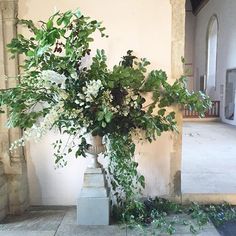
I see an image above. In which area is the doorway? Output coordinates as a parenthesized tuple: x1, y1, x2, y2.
(225, 69, 236, 121)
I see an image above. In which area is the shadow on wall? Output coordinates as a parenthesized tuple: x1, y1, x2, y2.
(26, 131, 90, 206)
(26, 146, 42, 205)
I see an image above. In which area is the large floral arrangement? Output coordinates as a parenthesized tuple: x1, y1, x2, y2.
(0, 10, 211, 222)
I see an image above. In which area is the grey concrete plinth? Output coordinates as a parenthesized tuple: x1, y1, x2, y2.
(77, 168, 109, 225)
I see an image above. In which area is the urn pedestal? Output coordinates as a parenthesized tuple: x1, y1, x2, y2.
(77, 135, 110, 225)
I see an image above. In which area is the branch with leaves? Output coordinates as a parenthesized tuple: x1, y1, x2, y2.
(0, 9, 211, 229)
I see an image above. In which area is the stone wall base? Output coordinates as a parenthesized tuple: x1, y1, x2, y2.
(7, 169, 29, 215)
(0, 164, 8, 221)
(182, 193, 236, 205)
(0, 162, 29, 220)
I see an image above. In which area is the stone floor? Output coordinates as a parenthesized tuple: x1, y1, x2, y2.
(0, 206, 220, 236)
(182, 121, 236, 194)
(217, 220, 236, 236)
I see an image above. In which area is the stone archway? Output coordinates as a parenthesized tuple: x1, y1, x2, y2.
(206, 14, 219, 98)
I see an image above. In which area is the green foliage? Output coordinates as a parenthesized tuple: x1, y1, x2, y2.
(204, 202, 236, 226)
(187, 202, 209, 228)
(105, 133, 145, 214)
(7, 9, 107, 75)
(113, 197, 236, 235)
(0, 10, 213, 235)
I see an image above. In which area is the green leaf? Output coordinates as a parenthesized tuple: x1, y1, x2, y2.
(87, 38, 94, 42)
(97, 112, 104, 121)
(158, 109, 166, 116)
(104, 111, 113, 123)
(36, 45, 49, 56)
(138, 175, 145, 188)
(46, 19, 53, 30)
(26, 50, 35, 57)
(107, 81, 114, 88)
(56, 17, 64, 26)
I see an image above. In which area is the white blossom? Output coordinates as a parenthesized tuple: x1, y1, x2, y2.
(58, 90, 69, 100)
(71, 72, 78, 79)
(81, 79, 103, 102)
(77, 94, 85, 100)
(10, 101, 64, 150)
(123, 110, 129, 116)
(133, 101, 138, 109)
(41, 70, 67, 89)
(132, 95, 138, 100)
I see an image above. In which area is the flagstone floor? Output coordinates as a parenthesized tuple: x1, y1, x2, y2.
(0, 206, 220, 236)
(182, 121, 236, 194)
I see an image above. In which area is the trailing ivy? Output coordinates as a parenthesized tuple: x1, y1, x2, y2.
(105, 133, 145, 222)
(111, 197, 236, 235)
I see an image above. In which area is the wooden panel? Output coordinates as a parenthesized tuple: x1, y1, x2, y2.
(183, 101, 220, 118)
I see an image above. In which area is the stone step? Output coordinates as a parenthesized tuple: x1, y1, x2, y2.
(83, 173, 105, 187)
(80, 187, 107, 198)
(85, 168, 102, 174)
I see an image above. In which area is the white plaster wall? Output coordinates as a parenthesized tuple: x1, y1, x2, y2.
(18, 0, 173, 205)
(194, 0, 236, 124)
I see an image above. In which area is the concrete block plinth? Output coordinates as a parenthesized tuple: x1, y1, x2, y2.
(77, 196, 109, 225)
(77, 168, 110, 225)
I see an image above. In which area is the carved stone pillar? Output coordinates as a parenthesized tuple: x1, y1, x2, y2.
(0, 0, 29, 216)
(169, 0, 185, 201)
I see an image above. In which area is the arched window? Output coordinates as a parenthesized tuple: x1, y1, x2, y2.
(206, 15, 218, 98)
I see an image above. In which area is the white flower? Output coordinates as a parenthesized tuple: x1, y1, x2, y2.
(77, 93, 85, 100)
(123, 110, 129, 117)
(58, 90, 69, 100)
(111, 106, 119, 113)
(61, 83, 66, 89)
(41, 70, 67, 89)
(81, 79, 103, 102)
(71, 72, 78, 79)
(132, 95, 138, 100)
(124, 97, 131, 105)
(133, 101, 138, 109)
(10, 101, 64, 150)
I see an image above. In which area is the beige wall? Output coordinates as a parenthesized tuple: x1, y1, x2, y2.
(19, 0, 172, 72)
(18, 0, 175, 205)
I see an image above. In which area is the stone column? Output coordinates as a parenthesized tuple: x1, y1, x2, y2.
(169, 0, 185, 201)
(0, 0, 29, 216)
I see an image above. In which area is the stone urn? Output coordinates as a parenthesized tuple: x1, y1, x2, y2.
(86, 135, 106, 168)
(77, 134, 109, 225)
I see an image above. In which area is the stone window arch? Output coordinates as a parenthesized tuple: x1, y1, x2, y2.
(206, 14, 219, 98)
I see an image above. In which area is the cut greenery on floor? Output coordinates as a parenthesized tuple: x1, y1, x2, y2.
(113, 197, 236, 235)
